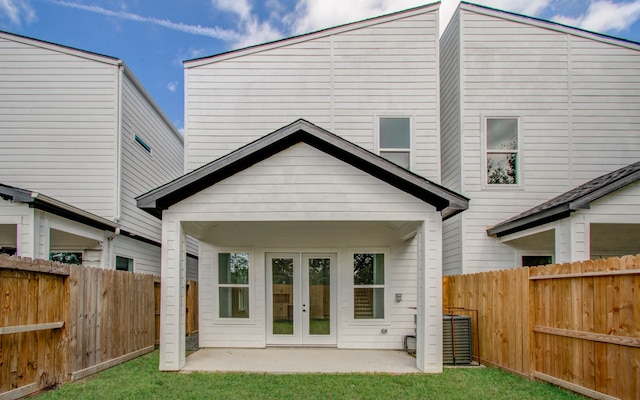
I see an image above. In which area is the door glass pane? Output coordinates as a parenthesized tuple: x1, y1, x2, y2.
(272, 258, 294, 335)
(308, 258, 330, 335)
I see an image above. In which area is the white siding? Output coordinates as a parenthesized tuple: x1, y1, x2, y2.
(185, 8, 440, 182)
(443, 7, 640, 273)
(0, 199, 33, 257)
(170, 143, 435, 221)
(119, 73, 184, 241)
(112, 235, 162, 275)
(196, 222, 424, 350)
(0, 35, 118, 218)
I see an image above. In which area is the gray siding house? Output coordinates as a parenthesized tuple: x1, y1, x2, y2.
(440, 2, 640, 274)
(0, 31, 197, 278)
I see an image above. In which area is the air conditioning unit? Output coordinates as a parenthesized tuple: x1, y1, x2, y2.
(443, 314, 472, 365)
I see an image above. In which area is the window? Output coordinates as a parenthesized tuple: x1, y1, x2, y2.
(486, 118, 518, 184)
(115, 255, 133, 271)
(134, 134, 152, 153)
(353, 253, 385, 319)
(218, 252, 250, 318)
(379, 117, 411, 169)
(522, 255, 552, 267)
(50, 252, 82, 265)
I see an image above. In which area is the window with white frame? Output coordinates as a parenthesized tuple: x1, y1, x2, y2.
(379, 117, 411, 169)
(486, 118, 518, 185)
(218, 252, 250, 318)
(353, 253, 385, 319)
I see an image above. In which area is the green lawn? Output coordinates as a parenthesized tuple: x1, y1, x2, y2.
(38, 351, 582, 400)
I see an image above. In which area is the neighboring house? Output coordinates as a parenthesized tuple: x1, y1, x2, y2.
(139, 4, 470, 372)
(0, 31, 197, 278)
(440, 2, 640, 274)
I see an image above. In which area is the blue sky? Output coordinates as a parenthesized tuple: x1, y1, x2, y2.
(2, 0, 640, 133)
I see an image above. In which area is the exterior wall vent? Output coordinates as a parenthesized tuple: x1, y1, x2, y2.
(443, 314, 472, 365)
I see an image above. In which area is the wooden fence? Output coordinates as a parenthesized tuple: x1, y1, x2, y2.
(443, 255, 640, 400)
(0, 255, 199, 400)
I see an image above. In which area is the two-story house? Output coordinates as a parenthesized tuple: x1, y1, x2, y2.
(140, 1, 640, 372)
(0, 31, 197, 278)
(139, 3, 468, 372)
(440, 3, 640, 275)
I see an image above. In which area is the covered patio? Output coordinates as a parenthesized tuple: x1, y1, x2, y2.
(183, 348, 420, 374)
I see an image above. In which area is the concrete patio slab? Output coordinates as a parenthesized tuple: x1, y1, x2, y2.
(182, 348, 421, 374)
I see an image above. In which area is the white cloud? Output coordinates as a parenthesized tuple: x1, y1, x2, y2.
(475, 0, 552, 16)
(167, 81, 178, 92)
(0, 0, 36, 25)
(47, 0, 239, 40)
(212, 0, 252, 20)
(290, 0, 425, 35)
(553, 0, 640, 33)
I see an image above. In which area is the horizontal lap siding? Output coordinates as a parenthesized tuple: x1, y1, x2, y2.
(570, 37, 640, 181)
(120, 74, 183, 241)
(440, 12, 463, 275)
(112, 235, 161, 276)
(170, 143, 435, 221)
(454, 9, 640, 272)
(185, 10, 440, 181)
(186, 40, 331, 171)
(0, 36, 117, 218)
(331, 13, 440, 181)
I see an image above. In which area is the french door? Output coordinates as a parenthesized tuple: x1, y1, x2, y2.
(266, 253, 336, 345)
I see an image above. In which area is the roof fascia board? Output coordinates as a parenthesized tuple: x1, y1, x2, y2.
(32, 193, 119, 231)
(460, 2, 640, 51)
(0, 30, 121, 66)
(121, 64, 183, 142)
(487, 204, 572, 237)
(137, 120, 469, 218)
(185, 3, 440, 68)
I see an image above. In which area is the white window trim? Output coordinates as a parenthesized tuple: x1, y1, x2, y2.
(214, 249, 255, 324)
(114, 254, 135, 272)
(349, 248, 391, 325)
(374, 114, 415, 170)
(481, 115, 523, 189)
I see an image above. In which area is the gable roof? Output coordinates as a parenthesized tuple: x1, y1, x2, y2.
(460, 2, 640, 51)
(137, 119, 469, 220)
(487, 161, 640, 237)
(184, 2, 439, 67)
(0, 183, 118, 232)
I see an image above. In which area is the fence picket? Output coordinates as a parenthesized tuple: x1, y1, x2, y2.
(443, 255, 639, 400)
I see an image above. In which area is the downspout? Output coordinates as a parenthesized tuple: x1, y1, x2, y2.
(105, 227, 121, 269)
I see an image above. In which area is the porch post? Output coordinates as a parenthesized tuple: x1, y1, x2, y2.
(159, 213, 186, 371)
(416, 215, 443, 372)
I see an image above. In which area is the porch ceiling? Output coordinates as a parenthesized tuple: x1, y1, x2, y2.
(591, 223, 640, 253)
(183, 220, 421, 247)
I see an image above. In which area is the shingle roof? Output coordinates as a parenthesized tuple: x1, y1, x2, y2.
(137, 119, 469, 219)
(487, 161, 640, 237)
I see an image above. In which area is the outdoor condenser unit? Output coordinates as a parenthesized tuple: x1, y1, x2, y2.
(443, 314, 472, 365)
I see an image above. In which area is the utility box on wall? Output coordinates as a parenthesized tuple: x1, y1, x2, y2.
(443, 314, 472, 365)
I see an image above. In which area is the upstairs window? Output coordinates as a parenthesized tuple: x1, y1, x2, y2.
(379, 117, 411, 169)
(134, 134, 152, 154)
(486, 118, 518, 185)
(115, 255, 134, 272)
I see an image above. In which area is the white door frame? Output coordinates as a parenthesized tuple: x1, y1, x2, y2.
(266, 252, 337, 346)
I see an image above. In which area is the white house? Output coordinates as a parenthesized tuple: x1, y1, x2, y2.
(440, 2, 640, 274)
(0, 30, 197, 278)
(139, 3, 471, 372)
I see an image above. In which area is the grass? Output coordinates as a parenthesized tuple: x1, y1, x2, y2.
(38, 351, 583, 400)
